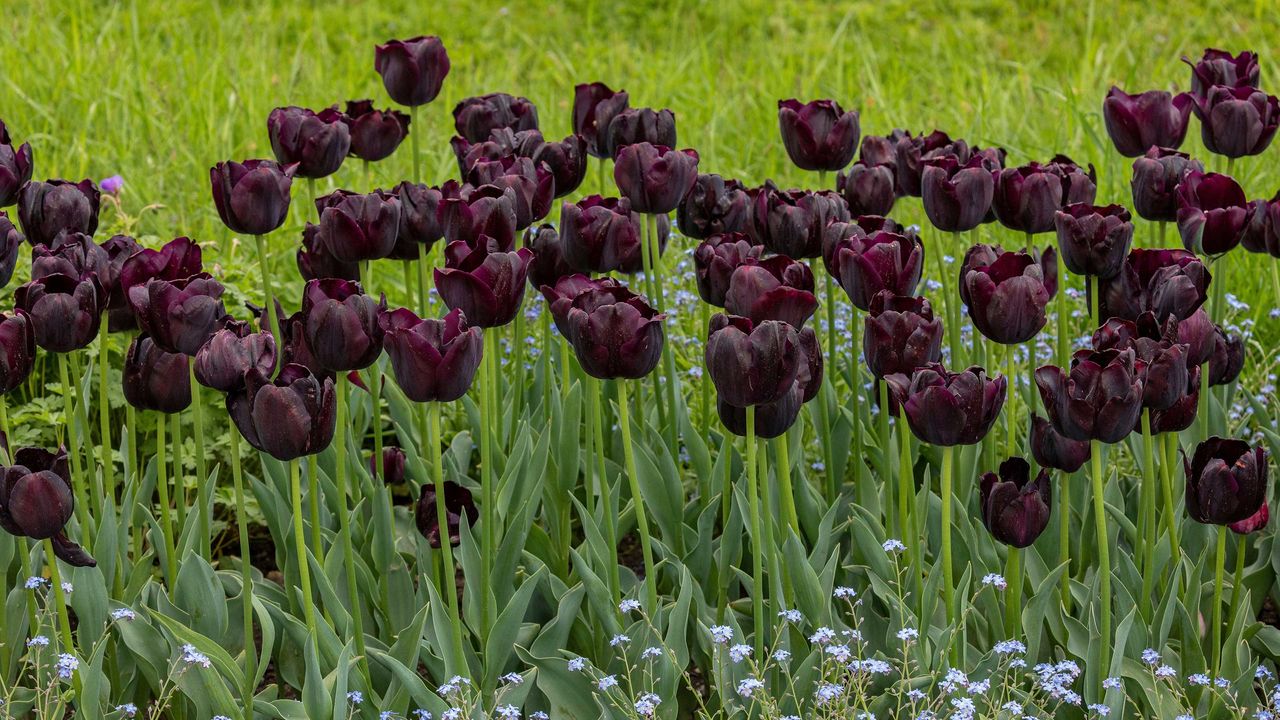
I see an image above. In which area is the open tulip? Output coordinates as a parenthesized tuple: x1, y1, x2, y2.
(724, 255, 817, 328)
(560, 195, 667, 274)
(893, 130, 967, 197)
(210, 160, 296, 236)
(831, 229, 924, 311)
(380, 307, 482, 402)
(821, 216, 909, 277)
(228, 364, 336, 461)
(1054, 203, 1133, 279)
(1130, 148, 1203, 223)
(1191, 86, 1280, 159)
(18, 179, 100, 247)
(884, 363, 1006, 446)
(613, 143, 699, 215)
(777, 99, 860, 172)
(1185, 437, 1268, 525)
(677, 174, 752, 239)
(540, 274, 621, 337)
(0, 311, 34, 393)
(123, 334, 192, 413)
(1036, 348, 1143, 443)
(753, 187, 850, 259)
(15, 273, 101, 352)
(314, 189, 401, 262)
(1102, 88, 1194, 157)
(118, 236, 204, 298)
(705, 313, 801, 408)
(1099, 248, 1210, 323)
(453, 93, 539, 144)
(31, 232, 108, 287)
(342, 100, 410, 162)
(1030, 415, 1091, 472)
(863, 291, 943, 378)
(564, 284, 664, 380)
(604, 107, 677, 158)
(267, 106, 350, 179)
(0, 121, 32, 207)
(434, 240, 532, 327)
(0, 447, 93, 566)
(573, 82, 630, 159)
(1176, 171, 1249, 255)
(980, 457, 1052, 547)
(375, 36, 449, 107)
(1184, 49, 1260, 99)
(1092, 314, 1190, 411)
(194, 319, 276, 393)
(416, 480, 478, 548)
(300, 279, 386, 372)
(450, 128, 534, 176)
(921, 155, 994, 232)
(128, 275, 227, 356)
(524, 224, 573, 289)
(438, 182, 518, 251)
(693, 232, 763, 306)
(466, 155, 555, 228)
(836, 161, 896, 216)
(1207, 325, 1244, 386)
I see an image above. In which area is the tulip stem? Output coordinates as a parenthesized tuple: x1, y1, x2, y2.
(1059, 468, 1072, 613)
(56, 353, 91, 544)
(774, 431, 798, 535)
(307, 457, 322, 563)
(1004, 344, 1016, 458)
(698, 300, 712, 439)
(617, 380, 659, 612)
(417, 241, 431, 320)
(1160, 433, 1180, 559)
(289, 459, 319, 640)
(479, 329, 496, 638)
(1212, 524, 1227, 676)
(409, 105, 421, 185)
(899, 407, 922, 614)
(1087, 275, 1098, 325)
(96, 321, 115, 514)
(1054, 235, 1069, 369)
(744, 405, 764, 658)
(716, 432, 733, 623)
(171, 413, 184, 530)
(43, 539, 75, 655)
(1271, 262, 1280, 313)
(589, 377, 621, 607)
(154, 412, 178, 584)
(639, 214, 670, 447)
(940, 444, 955, 620)
(1138, 411, 1157, 618)
(1228, 532, 1246, 638)
(254, 234, 283, 377)
(1089, 439, 1112, 671)
(1158, 220, 1168, 248)
(513, 301, 525, 421)
(189, 364, 210, 559)
(1004, 546, 1022, 637)
(227, 427, 256, 712)
(426, 401, 468, 675)
(333, 375, 370, 680)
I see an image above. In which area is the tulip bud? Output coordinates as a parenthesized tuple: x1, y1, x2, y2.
(1092, 314, 1190, 411)
(127, 275, 227, 356)
(1130, 148, 1203, 223)
(1184, 49, 1260, 100)
(1030, 415, 1090, 473)
(573, 82, 631, 159)
(565, 284, 664, 380)
(836, 161, 896, 217)
(268, 106, 351, 179)
(0, 311, 35, 393)
(0, 212, 20, 289)
(0, 121, 33, 207)
(466, 155, 555, 229)
(416, 480, 478, 548)
(453, 93, 539, 144)
(992, 164, 1062, 234)
(210, 160, 296, 236)
(123, 334, 192, 413)
(395, 181, 446, 251)
(1151, 366, 1201, 434)
(118, 236, 204, 300)
(438, 182, 518, 252)
(1052, 155, 1098, 206)
(1054, 203, 1133, 280)
(1190, 86, 1279, 159)
(1036, 348, 1143, 443)
(1207, 325, 1244, 386)
(434, 240, 532, 328)
(372, 446, 408, 485)
(342, 100, 410, 162)
(604, 108, 677, 159)
(716, 387, 802, 439)
(560, 196, 664, 274)
(961, 244, 1057, 344)
(863, 291, 944, 379)
(921, 156, 994, 232)
(831, 229, 924, 312)
(1176, 171, 1250, 255)
(380, 307, 483, 402)
(227, 364, 336, 461)
(524, 224, 574, 290)
(314, 189, 402, 263)
(1102, 87, 1194, 157)
(18, 179, 100, 247)
(532, 135, 588, 199)
(1185, 437, 1268, 525)
(884, 363, 1006, 446)
(753, 187, 850, 260)
(724, 255, 817, 329)
(980, 457, 1053, 547)
(30, 232, 108, 295)
(613, 143, 699, 215)
(693, 232, 763, 306)
(677, 174, 753, 239)
(1175, 308, 1216, 366)
(705, 314, 800, 408)
(859, 130, 906, 168)
(375, 36, 450, 107)
(194, 319, 276, 393)
(777, 99, 860, 172)
(98, 234, 140, 317)
(14, 274, 101, 352)
(300, 279, 386, 373)
(1099, 248, 1210, 323)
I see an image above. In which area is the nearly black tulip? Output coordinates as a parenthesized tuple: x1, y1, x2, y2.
(716, 327, 821, 438)
(267, 106, 351, 179)
(194, 319, 276, 393)
(677, 174, 753, 239)
(314, 189, 401, 262)
(1151, 366, 1202, 434)
(1184, 49, 1260, 100)
(884, 363, 1006, 446)
(298, 222, 361, 282)
(604, 107, 677, 159)
(118, 236, 204, 297)
(1176, 308, 1216, 366)
(980, 457, 1052, 548)
(705, 314, 800, 408)
(380, 307, 483, 402)
(564, 284, 664, 380)
(1053, 155, 1098, 206)
(1054, 203, 1134, 279)
(921, 155, 994, 232)
(831, 229, 924, 311)
(859, 130, 906, 168)
(893, 130, 967, 197)
(1229, 501, 1269, 535)
(1208, 325, 1244, 386)
(573, 82, 630, 159)
(776, 99, 860, 172)
(17, 179, 100, 247)
(415, 480, 478, 548)
(1099, 248, 1210, 323)
(836, 161, 896, 217)
(1030, 415, 1091, 473)
(0, 121, 32, 207)
(0, 447, 93, 567)
(821, 216, 910, 278)
(31, 232, 109, 286)
(1035, 348, 1143, 443)
(1191, 85, 1280, 159)
(560, 195, 668, 274)
(724, 255, 817, 329)
(438, 182, 518, 251)
(1092, 314, 1190, 411)
(1130, 148, 1204, 223)
(1185, 436, 1268, 525)
(342, 100, 410, 162)
(14, 274, 101, 352)
(693, 232, 763, 306)
(1176, 170, 1249, 255)
(434, 240, 532, 327)
(0, 311, 34, 393)
(466, 155, 555, 228)
(127, 275, 227, 356)
(1242, 191, 1280, 255)
(372, 446, 407, 485)
(1102, 87, 1194, 157)
(453, 93, 539, 144)
(395, 181, 446, 251)
(540, 274, 621, 337)
(123, 334, 192, 413)
(753, 187, 850, 259)
(524, 224, 574, 290)
(992, 163, 1062, 234)
(300, 279, 386, 372)
(228, 364, 336, 461)
(533, 134, 588, 199)
(210, 160, 296, 236)
(613, 143, 699, 215)
(863, 291, 943, 379)
(375, 36, 450, 107)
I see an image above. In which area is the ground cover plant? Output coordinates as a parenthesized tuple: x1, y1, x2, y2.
(1, 1, 1279, 718)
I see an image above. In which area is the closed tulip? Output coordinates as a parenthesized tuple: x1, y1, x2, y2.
(300, 279, 385, 372)
(0, 213, 19, 289)
(821, 215, 909, 278)
(210, 159, 296, 236)
(1054, 203, 1134, 279)
(863, 291, 944, 379)
(524, 224, 574, 289)
(438, 182, 518, 252)
(466, 155, 554, 228)
(884, 363, 1006, 446)
(705, 313, 800, 408)
(375, 36, 450, 107)
(0, 447, 93, 567)
(453, 93, 539, 144)
(613, 143, 699, 215)
(194, 319, 276, 393)
(831, 229, 924, 311)
(836, 161, 896, 216)
(922, 155, 994, 232)
(31, 232, 108, 289)
(268, 106, 350, 179)
(372, 446, 408, 485)
(395, 181, 446, 250)
(1130, 147, 1204, 223)
(724, 255, 817, 329)
(342, 100, 410, 162)
(380, 307, 483, 402)
(1242, 191, 1280, 255)
(1184, 49, 1260, 100)
(1185, 437, 1268, 526)
(540, 274, 621, 337)
(228, 364, 336, 461)
(127, 275, 227, 356)
(434, 240, 532, 327)
(1030, 415, 1091, 473)
(123, 334, 192, 413)
(532, 134, 588, 198)
(894, 130, 967, 197)
(753, 187, 850, 259)
(777, 99, 860, 172)
(0, 311, 34, 393)
(1036, 348, 1143, 443)
(450, 129, 530, 176)
(716, 327, 821, 438)
(859, 130, 906, 168)
(1102, 88, 1194, 157)
(15, 274, 101, 352)
(564, 284, 664, 380)
(1176, 170, 1249, 255)
(298, 222, 360, 282)
(1099, 248, 1210, 323)
(992, 163, 1062, 234)
(18, 179, 100, 247)
(1053, 155, 1098, 206)
(693, 232, 763, 306)
(1192, 86, 1280, 159)
(1092, 314, 1190, 411)
(677, 174, 752, 239)
(416, 480, 478, 548)
(980, 457, 1053, 547)
(1151, 366, 1202, 434)
(572, 82, 630, 159)
(604, 107, 677, 159)
(1176, 308, 1216, 366)
(560, 195, 667, 274)
(0, 122, 32, 207)
(1207, 325, 1244, 386)
(314, 189, 401, 262)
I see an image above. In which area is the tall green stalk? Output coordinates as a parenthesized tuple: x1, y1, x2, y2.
(45, 539, 75, 655)
(744, 405, 763, 659)
(96, 324, 114, 510)
(1004, 546, 1022, 636)
(1211, 525, 1226, 676)
(589, 377, 620, 607)
(254, 234, 283, 376)
(639, 214, 669, 442)
(189, 365, 210, 559)
(57, 353, 90, 539)
(617, 380, 658, 611)
(228, 429, 255, 713)
(479, 330, 496, 636)
(1059, 468, 1072, 613)
(155, 412, 178, 583)
(426, 401, 467, 675)
(774, 431, 797, 535)
(333, 374, 369, 677)
(940, 445, 955, 629)
(1090, 440, 1112, 670)
(289, 459, 318, 639)
(1138, 410, 1156, 617)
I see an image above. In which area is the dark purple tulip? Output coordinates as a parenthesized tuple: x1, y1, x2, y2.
(1175, 170, 1249, 255)
(1030, 415, 1091, 473)
(831, 229, 925, 312)
(1184, 49, 1260, 99)
(820, 215, 910, 278)
(533, 134, 588, 198)
(1185, 437, 1268, 525)
(884, 363, 1006, 446)
(894, 130, 966, 197)
(375, 36, 450, 107)
(228, 364, 336, 461)
(453, 93, 539, 144)
(1192, 85, 1280, 159)
(677, 175, 753, 239)
(1207, 325, 1244, 386)
(1151, 366, 1202, 434)
(1102, 87, 1194, 157)
(395, 181, 446, 251)
(416, 480, 478, 548)
(559, 195, 667, 274)
(858, 130, 905, 168)
(127, 275, 226, 356)
(342, 100, 410, 162)
(1092, 314, 1189, 411)
(380, 307, 483, 402)
(267, 106, 350, 179)
(118, 236, 204, 298)
(1229, 501, 1269, 535)
(1099, 248, 1210, 323)
(467, 155, 555, 228)
(372, 446, 407, 485)
(313, 189, 401, 262)
(524, 224, 573, 290)
(122, 334, 191, 413)
(0, 121, 32, 207)
(921, 155, 994, 232)
(573, 82, 631, 159)
(980, 457, 1052, 548)
(0, 311, 35, 393)
(776, 99, 860, 172)
(194, 319, 276, 393)
(724, 255, 817, 329)
(1131, 148, 1204, 223)
(540, 274, 621, 337)
(99, 234, 139, 308)
(210, 159, 296, 236)
(31, 232, 109, 290)
(693, 232, 763, 306)
(1053, 155, 1099, 206)
(438, 182, 518, 252)
(753, 187, 850, 259)
(836, 161, 896, 217)
(17, 179, 100, 247)
(705, 314, 800, 408)
(1054, 203, 1133, 279)
(604, 108, 677, 159)
(298, 222, 361, 282)
(0, 447, 94, 567)
(300, 279, 386, 373)
(1176, 308, 1216, 366)
(1242, 191, 1280, 256)
(14, 274, 101, 352)
(1036, 348, 1143, 443)
(863, 291, 943, 379)
(450, 129, 523, 176)
(992, 163, 1062, 234)
(565, 284, 664, 380)
(613, 143, 699, 215)
(716, 386, 801, 439)
(434, 241, 532, 328)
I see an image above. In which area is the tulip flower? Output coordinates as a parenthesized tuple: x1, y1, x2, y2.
(1184, 49, 1260, 100)
(540, 274, 621, 337)
(267, 106, 351, 179)
(863, 291, 943, 379)
(394, 181, 446, 251)
(298, 222, 360, 282)
(98, 233, 139, 307)
(716, 387, 802, 440)
(122, 334, 192, 413)
(1176, 308, 1216, 366)
(524, 224, 574, 290)
(992, 163, 1062, 235)
(677, 174, 753, 239)
(836, 161, 896, 216)
(1151, 366, 1201, 435)
(434, 239, 532, 327)
(0, 121, 32, 207)
(1191, 86, 1280, 159)
(118, 236, 204, 298)
(753, 187, 850, 259)
(980, 457, 1052, 548)
(884, 363, 1006, 446)
(313, 189, 401, 263)
(194, 319, 277, 393)
(375, 36, 449, 107)
(31, 232, 108, 289)
(921, 155, 994, 232)
(693, 232, 763, 306)
(1102, 88, 1194, 157)
(831, 229, 924, 311)
(724, 255, 817, 329)
(1242, 191, 1280, 256)
(1229, 502, 1269, 535)
(227, 364, 336, 461)
(342, 100, 410, 162)
(1092, 314, 1190, 411)
(1053, 155, 1099, 206)
(572, 82, 631, 159)
(1035, 348, 1143, 443)
(1207, 325, 1244, 386)
(438, 182, 518, 251)
(531, 134, 587, 198)
(604, 107, 677, 158)
(0, 310, 34, 393)
(300, 278, 386, 373)
(380, 307, 483, 402)
(893, 130, 967, 197)
(613, 143, 699, 215)
(1099, 248, 1210, 323)
(450, 128, 533, 176)
(466, 155, 555, 228)
(127, 275, 227, 356)
(1185, 437, 1268, 526)
(17, 179, 100, 247)
(776, 99, 860, 172)
(210, 160, 296, 236)
(705, 314, 802, 408)
(560, 195, 667, 274)
(0, 447, 93, 567)
(1054, 203, 1134, 279)
(564, 284, 664, 380)
(858, 130, 905, 168)
(372, 446, 407, 485)
(416, 479, 478, 548)
(1130, 147, 1204, 223)
(1030, 415, 1090, 473)
(453, 93, 539, 144)
(14, 274, 101, 352)
(1176, 171, 1249, 255)
(820, 215, 909, 277)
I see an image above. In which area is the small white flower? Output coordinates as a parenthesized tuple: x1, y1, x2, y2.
(609, 633, 630, 647)
(777, 608, 802, 623)
(1141, 648, 1160, 665)
(772, 649, 792, 662)
(981, 573, 1007, 590)
(61, 582, 73, 594)
(641, 646, 663, 660)
(825, 644, 851, 662)
(618, 599, 641, 614)
(993, 640, 1026, 655)
(1088, 703, 1111, 717)
(809, 626, 836, 645)
(26, 635, 50, 648)
(1102, 676, 1121, 690)
(709, 625, 734, 644)
(1188, 673, 1210, 686)
(499, 672, 523, 685)
(737, 677, 765, 698)
(567, 657, 586, 672)
(1001, 701, 1023, 714)
(56, 653, 78, 679)
(346, 691, 363, 705)
(596, 674, 618, 691)
(110, 608, 138, 621)
(833, 586, 857, 599)
(115, 704, 138, 718)
(897, 627, 919, 642)
(728, 644, 752, 663)
(494, 705, 519, 720)
(1155, 665, 1176, 679)
(882, 539, 906, 553)
(814, 681, 843, 705)
(24, 576, 46, 590)
(633, 693, 660, 717)
(181, 644, 212, 668)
